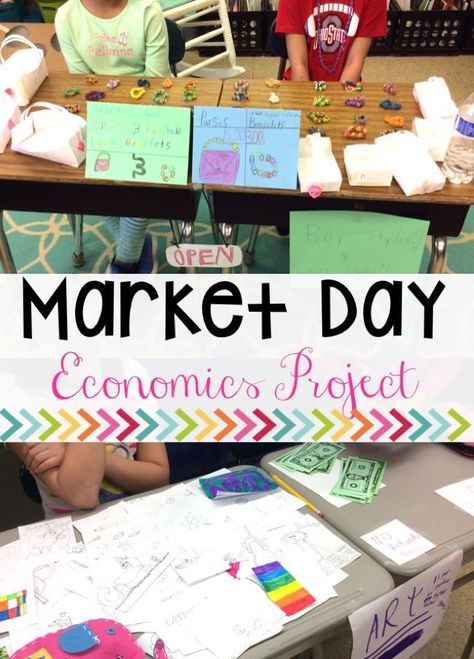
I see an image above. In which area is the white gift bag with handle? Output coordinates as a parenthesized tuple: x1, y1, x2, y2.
(11, 102, 87, 167)
(0, 34, 48, 106)
(0, 88, 20, 153)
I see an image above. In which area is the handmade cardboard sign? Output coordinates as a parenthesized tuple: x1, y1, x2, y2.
(349, 550, 462, 659)
(290, 211, 429, 274)
(192, 106, 301, 190)
(85, 102, 191, 184)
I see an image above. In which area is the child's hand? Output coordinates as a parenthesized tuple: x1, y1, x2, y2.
(24, 443, 67, 475)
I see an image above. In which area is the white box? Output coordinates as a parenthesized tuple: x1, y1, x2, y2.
(298, 134, 342, 193)
(412, 116, 453, 162)
(413, 77, 457, 120)
(343, 144, 393, 186)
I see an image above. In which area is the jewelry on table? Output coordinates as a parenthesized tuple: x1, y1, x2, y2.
(266, 78, 281, 88)
(383, 82, 397, 95)
(64, 87, 80, 97)
(384, 114, 404, 128)
(152, 89, 169, 104)
(64, 103, 81, 113)
(353, 113, 368, 124)
(232, 79, 249, 101)
(313, 95, 330, 107)
(85, 75, 98, 84)
(268, 92, 280, 104)
(137, 78, 151, 87)
(162, 77, 173, 89)
(182, 88, 197, 102)
(307, 111, 330, 124)
(343, 124, 367, 139)
(107, 79, 121, 89)
(344, 95, 365, 108)
(85, 90, 106, 101)
(342, 80, 363, 92)
(379, 99, 402, 110)
(249, 150, 278, 178)
(130, 87, 146, 100)
(313, 81, 326, 91)
(307, 126, 327, 136)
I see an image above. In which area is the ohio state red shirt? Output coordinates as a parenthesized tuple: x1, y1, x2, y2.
(276, 0, 386, 81)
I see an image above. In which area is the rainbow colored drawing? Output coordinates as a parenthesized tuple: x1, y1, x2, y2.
(0, 589, 27, 622)
(252, 562, 316, 616)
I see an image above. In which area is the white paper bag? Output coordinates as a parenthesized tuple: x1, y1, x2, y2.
(413, 76, 457, 121)
(11, 102, 87, 167)
(412, 116, 454, 162)
(344, 144, 393, 186)
(298, 134, 342, 192)
(0, 34, 48, 106)
(0, 88, 20, 153)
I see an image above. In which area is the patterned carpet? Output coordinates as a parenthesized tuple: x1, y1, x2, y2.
(2, 202, 474, 274)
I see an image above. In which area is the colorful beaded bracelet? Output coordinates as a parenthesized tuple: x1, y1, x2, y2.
(307, 126, 327, 137)
(344, 96, 365, 108)
(183, 89, 198, 102)
(64, 103, 81, 113)
(64, 87, 80, 97)
(313, 81, 327, 91)
(232, 90, 248, 101)
(383, 82, 397, 95)
(85, 90, 106, 101)
(342, 80, 363, 92)
(137, 78, 151, 88)
(107, 79, 120, 90)
(353, 113, 368, 124)
(152, 89, 169, 104)
(130, 87, 146, 100)
(162, 78, 173, 89)
(313, 95, 330, 107)
(307, 111, 330, 124)
(184, 81, 197, 90)
(85, 75, 98, 85)
(379, 99, 402, 111)
(266, 78, 281, 88)
(384, 115, 404, 128)
(343, 125, 367, 139)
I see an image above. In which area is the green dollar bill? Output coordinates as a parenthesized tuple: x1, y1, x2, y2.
(286, 443, 345, 473)
(331, 457, 379, 501)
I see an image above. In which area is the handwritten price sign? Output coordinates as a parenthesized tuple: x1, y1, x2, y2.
(85, 102, 191, 185)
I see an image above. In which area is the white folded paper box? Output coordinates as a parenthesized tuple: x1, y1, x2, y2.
(375, 130, 445, 197)
(298, 133, 342, 192)
(0, 35, 48, 107)
(343, 144, 393, 187)
(412, 116, 453, 162)
(0, 90, 21, 153)
(413, 76, 458, 121)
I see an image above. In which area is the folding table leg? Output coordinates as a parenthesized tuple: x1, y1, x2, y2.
(218, 222, 239, 274)
(0, 210, 16, 273)
(67, 214, 85, 267)
(244, 224, 260, 265)
(460, 616, 474, 659)
(428, 235, 447, 274)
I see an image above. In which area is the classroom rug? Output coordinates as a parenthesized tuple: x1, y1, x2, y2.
(2, 203, 473, 274)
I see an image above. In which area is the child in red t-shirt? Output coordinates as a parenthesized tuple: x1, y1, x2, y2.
(276, 0, 387, 82)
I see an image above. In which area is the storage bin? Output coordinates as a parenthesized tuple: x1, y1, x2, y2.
(460, 9, 474, 52)
(369, 11, 398, 55)
(198, 10, 275, 56)
(394, 10, 466, 54)
(36, 0, 64, 23)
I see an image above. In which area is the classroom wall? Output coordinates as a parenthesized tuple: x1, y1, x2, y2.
(0, 449, 43, 532)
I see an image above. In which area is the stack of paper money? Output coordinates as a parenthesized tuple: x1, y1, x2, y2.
(330, 457, 387, 504)
(273, 444, 346, 474)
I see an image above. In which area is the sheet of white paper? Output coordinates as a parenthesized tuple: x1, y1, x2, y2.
(361, 520, 436, 566)
(0, 569, 37, 635)
(72, 502, 131, 543)
(18, 517, 76, 560)
(349, 550, 462, 659)
(172, 549, 229, 585)
(436, 477, 474, 517)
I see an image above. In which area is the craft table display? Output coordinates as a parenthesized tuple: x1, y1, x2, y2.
(0, 73, 223, 273)
(261, 444, 474, 586)
(209, 80, 474, 274)
(0, 468, 395, 659)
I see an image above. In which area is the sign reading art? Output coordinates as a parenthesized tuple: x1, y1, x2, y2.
(192, 106, 301, 190)
(85, 102, 191, 185)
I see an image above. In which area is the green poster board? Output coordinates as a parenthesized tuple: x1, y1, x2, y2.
(289, 211, 430, 274)
(85, 102, 191, 185)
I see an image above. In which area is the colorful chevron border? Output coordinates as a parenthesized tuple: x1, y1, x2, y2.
(0, 407, 471, 442)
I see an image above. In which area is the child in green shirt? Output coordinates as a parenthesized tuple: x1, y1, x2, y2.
(55, 0, 171, 272)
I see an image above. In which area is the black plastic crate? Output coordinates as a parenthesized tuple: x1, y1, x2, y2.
(198, 11, 269, 56)
(369, 11, 398, 55)
(394, 10, 466, 54)
(461, 9, 474, 51)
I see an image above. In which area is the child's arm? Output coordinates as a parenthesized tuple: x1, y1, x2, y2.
(55, 15, 92, 73)
(285, 34, 310, 81)
(339, 37, 372, 83)
(143, 3, 171, 77)
(20, 442, 66, 475)
(104, 444, 169, 494)
(10, 443, 105, 509)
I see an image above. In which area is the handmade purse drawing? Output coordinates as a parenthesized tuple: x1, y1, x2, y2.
(199, 136, 240, 185)
(94, 151, 111, 172)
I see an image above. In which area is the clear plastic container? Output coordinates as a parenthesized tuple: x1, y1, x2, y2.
(441, 92, 474, 184)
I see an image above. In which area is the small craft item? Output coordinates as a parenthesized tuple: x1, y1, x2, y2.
(64, 87, 80, 97)
(379, 128, 400, 136)
(379, 99, 401, 110)
(353, 113, 368, 124)
(106, 78, 120, 90)
(383, 82, 397, 95)
(268, 92, 279, 104)
(182, 88, 197, 102)
(344, 95, 364, 108)
(137, 78, 151, 88)
(85, 74, 97, 84)
(384, 114, 404, 128)
(266, 78, 281, 88)
(199, 467, 278, 500)
(313, 95, 330, 107)
(162, 77, 173, 89)
(85, 90, 106, 101)
(307, 126, 326, 137)
(0, 34, 48, 106)
(314, 80, 326, 91)
(249, 150, 278, 179)
(152, 89, 169, 105)
(307, 111, 330, 124)
(342, 79, 363, 92)
(9, 619, 145, 659)
(232, 79, 249, 102)
(64, 103, 81, 114)
(308, 183, 322, 198)
(184, 80, 197, 90)
(252, 562, 316, 616)
(129, 87, 145, 100)
(343, 124, 367, 139)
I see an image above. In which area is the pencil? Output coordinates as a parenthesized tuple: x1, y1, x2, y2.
(270, 472, 324, 518)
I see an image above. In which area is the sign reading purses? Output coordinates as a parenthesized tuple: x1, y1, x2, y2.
(192, 106, 301, 189)
(85, 102, 191, 185)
